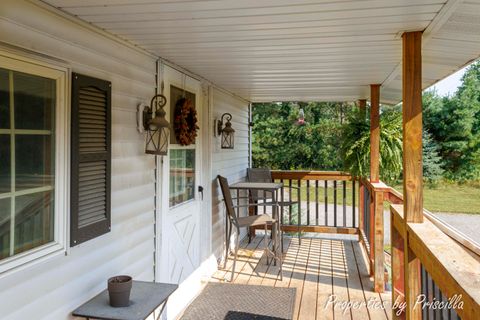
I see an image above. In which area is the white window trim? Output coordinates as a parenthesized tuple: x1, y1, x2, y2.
(0, 49, 70, 278)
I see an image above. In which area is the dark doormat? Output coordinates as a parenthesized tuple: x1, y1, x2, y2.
(180, 283, 296, 320)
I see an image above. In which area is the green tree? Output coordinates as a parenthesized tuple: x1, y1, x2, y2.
(423, 62, 480, 181)
(252, 101, 348, 170)
(423, 130, 444, 184)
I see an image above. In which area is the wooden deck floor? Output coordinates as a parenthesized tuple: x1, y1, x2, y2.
(211, 236, 391, 320)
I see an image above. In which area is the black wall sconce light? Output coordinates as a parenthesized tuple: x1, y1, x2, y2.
(215, 113, 235, 149)
(138, 94, 170, 155)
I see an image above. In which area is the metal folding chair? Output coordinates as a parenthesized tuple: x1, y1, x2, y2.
(217, 175, 282, 282)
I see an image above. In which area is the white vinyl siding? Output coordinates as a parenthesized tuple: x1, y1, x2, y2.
(0, 1, 156, 319)
(211, 89, 250, 261)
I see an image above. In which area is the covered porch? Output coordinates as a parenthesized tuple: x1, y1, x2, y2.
(1, 0, 480, 320)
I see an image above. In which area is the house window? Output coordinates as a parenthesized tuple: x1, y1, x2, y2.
(0, 51, 68, 275)
(169, 149, 195, 207)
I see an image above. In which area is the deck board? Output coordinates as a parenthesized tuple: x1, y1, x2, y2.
(316, 238, 334, 320)
(212, 236, 391, 319)
(298, 238, 320, 320)
(332, 240, 351, 319)
(344, 240, 371, 319)
(290, 238, 311, 320)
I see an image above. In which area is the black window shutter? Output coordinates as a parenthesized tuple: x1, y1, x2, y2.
(71, 73, 111, 247)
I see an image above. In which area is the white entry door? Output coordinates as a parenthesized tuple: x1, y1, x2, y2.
(157, 67, 203, 284)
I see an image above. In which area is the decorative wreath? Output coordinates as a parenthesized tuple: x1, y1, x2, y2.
(174, 97, 199, 146)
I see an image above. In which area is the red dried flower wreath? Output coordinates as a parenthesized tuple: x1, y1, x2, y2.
(173, 98, 199, 146)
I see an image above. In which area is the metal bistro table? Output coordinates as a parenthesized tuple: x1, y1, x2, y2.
(229, 181, 283, 264)
(72, 281, 178, 320)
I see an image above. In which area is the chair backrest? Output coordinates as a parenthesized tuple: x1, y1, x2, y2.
(246, 168, 273, 201)
(217, 175, 238, 225)
(247, 168, 273, 183)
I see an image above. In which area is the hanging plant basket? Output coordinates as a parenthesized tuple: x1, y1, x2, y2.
(174, 97, 199, 146)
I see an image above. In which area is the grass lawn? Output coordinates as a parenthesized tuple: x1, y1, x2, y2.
(285, 180, 480, 214)
(393, 182, 480, 214)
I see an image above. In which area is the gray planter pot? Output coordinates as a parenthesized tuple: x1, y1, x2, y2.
(108, 275, 132, 307)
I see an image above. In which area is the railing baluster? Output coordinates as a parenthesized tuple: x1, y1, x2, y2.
(306, 180, 310, 225)
(263, 189, 266, 215)
(434, 281, 441, 320)
(352, 180, 356, 228)
(324, 180, 328, 226)
(333, 180, 337, 227)
(280, 179, 284, 226)
(422, 264, 428, 320)
(315, 180, 319, 225)
(297, 179, 301, 229)
(342, 180, 347, 227)
(364, 186, 370, 251)
(288, 179, 292, 225)
(441, 293, 449, 320)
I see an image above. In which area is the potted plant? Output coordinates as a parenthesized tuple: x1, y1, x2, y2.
(107, 275, 132, 307)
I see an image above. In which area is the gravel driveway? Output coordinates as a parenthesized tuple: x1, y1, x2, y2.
(433, 212, 480, 245)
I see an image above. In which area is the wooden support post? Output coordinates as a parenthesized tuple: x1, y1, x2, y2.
(402, 32, 423, 223)
(373, 190, 384, 292)
(370, 85, 381, 183)
(358, 98, 367, 120)
(402, 31, 423, 320)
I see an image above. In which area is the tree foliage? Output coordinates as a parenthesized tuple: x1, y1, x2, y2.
(423, 130, 444, 184)
(252, 102, 348, 170)
(424, 61, 480, 181)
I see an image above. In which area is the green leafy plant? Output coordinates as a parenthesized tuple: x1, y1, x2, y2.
(340, 108, 370, 178)
(340, 108, 403, 184)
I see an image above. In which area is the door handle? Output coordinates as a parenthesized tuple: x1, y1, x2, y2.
(198, 185, 204, 200)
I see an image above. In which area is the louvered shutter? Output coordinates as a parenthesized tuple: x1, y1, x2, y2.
(71, 73, 111, 246)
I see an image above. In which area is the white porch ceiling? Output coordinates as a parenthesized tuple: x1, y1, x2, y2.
(42, 0, 480, 104)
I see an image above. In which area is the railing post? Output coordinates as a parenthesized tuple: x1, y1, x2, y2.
(373, 189, 384, 293)
(359, 180, 364, 232)
(369, 189, 375, 275)
(391, 214, 405, 319)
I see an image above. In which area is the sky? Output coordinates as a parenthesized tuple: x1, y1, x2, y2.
(428, 66, 468, 96)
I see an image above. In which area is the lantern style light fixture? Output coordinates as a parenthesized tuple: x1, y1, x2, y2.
(140, 94, 170, 155)
(216, 113, 235, 149)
